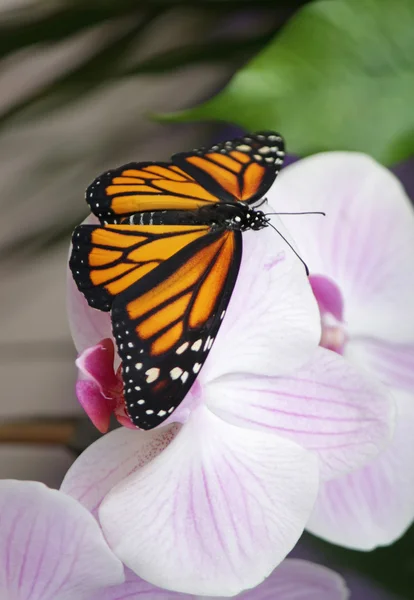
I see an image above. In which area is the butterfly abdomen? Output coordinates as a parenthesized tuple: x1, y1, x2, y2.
(127, 210, 206, 226)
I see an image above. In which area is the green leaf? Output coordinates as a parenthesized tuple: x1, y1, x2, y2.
(160, 0, 414, 165)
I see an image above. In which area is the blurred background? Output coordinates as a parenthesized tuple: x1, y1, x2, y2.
(0, 1, 413, 598)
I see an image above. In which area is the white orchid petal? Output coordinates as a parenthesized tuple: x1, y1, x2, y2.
(199, 219, 321, 382)
(207, 347, 394, 480)
(61, 425, 179, 517)
(307, 391, 414, 549)
(0, 480, 124, 600)
(99, 406, 319, 596)
(98, 560, 349, 600)
(346, 337, 414, 393)
(217, 559, 349, 600)
(270, 153, 414, 343)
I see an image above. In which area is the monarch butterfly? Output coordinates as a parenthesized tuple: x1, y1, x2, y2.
(70, 131, 285, 430)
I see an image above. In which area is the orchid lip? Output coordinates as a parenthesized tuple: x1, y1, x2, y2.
(309, 274, 348, 355)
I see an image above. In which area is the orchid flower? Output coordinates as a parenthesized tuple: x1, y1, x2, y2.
(64, 218, 393, 595)
(0, 479, 124, 600)
(269, 152, 414, 550)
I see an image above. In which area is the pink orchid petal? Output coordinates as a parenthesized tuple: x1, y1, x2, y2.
(99, 406, 319, 596)
(115, 414, 137, 430)
(230, 559, 349, 600)
(96, 567, 189, 600)
(61, 424, 179, 517)
(347, 337, 414, 393)
(76, 339, 118, 390)
(269, 153, 414, 343)
(76, 380, 112, 434)
(309, 275, 344, 322)
(98, 560, 348, 600)
(0, 480, 124, 600)
(307, 392, 414, 549)
(201, 219, 321, 383)
(207, 347, 394, 480)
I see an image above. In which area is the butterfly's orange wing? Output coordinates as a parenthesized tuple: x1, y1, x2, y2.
(71, 223, 211, 310)
(86, 132, 285, 225)
(86, 163, 220, 224)
(172, 131, 285, 204)
(70, 223, 241, 429)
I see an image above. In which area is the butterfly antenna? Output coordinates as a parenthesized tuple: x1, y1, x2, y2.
(267, 220, 309, 276)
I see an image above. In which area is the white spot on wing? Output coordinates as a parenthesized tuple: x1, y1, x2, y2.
(170, 367, 183, 380)
(135, 363, 143, 370)
(176, 342, 189, 354)
(146, 367, 160, 383)
(191, 339, 202, 352)
(193, 363, 202, 374)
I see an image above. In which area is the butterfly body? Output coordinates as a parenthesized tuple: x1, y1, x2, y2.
(70, 131, 285, 430)
(127, 202, 270, 232)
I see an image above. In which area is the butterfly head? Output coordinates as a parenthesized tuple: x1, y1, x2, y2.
(211, 201, 269, 232)
(242, 207, 270, 231)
